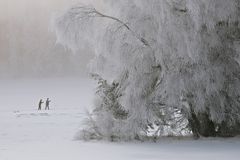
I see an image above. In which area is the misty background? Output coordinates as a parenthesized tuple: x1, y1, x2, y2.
(0, 0, 102, 78)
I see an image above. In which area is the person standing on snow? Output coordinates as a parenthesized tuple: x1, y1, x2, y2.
(38, 99, 44, 110)
(45, 98, 51, 110)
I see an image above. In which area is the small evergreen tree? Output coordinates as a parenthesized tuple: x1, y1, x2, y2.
(81, 73, 129, 141)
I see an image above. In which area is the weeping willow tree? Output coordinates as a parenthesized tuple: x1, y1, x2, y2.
(53, 0, 240, 140)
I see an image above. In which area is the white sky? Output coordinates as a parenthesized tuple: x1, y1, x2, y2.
(0, 0, 104, 78)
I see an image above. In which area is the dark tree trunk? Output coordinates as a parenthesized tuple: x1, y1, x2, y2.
(188, 107, 216, 138)
(188, 107, 200, 139)
(197, 112, 216, 137)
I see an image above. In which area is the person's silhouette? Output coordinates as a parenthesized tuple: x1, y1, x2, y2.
(38, 99, 44, 110)
(45, 98, 51, 110)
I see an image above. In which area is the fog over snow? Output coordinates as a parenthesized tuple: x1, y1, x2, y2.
(0, 0, 104, 78)
(0, 1, 240, 160)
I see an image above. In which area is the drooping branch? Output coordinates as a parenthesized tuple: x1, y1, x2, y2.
(68, 5, 150, 47)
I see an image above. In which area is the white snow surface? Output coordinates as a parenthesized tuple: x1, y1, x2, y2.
(0, 78, 240, 160)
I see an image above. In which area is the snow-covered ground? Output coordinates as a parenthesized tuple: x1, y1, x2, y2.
(0, 78, 240, 160)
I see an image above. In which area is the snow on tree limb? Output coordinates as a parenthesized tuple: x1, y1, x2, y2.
(55, 5, 151, 49)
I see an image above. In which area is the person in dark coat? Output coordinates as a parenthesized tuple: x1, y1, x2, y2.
(38, 99, 44, 110)
(45, 98, 51, 110)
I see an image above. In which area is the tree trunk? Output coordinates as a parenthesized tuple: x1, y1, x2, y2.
(188, 107, 216, 138)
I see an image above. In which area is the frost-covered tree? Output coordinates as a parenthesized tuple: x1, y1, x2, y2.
(53, 0, 240, 140)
